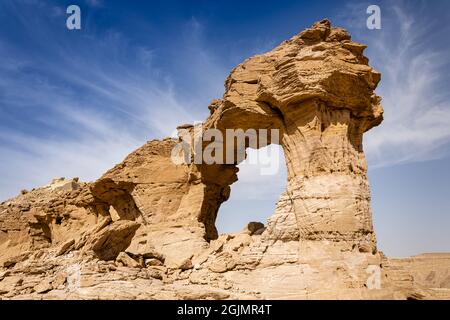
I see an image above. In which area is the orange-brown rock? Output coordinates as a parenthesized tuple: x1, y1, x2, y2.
(0, 19, 448, 300)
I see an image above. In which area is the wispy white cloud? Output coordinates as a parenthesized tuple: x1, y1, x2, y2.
(0, 114, 142, 199)
(337, 1, 450, 168)
(334, 1, 450, 256)
(1, 1, 286, 203)
(4, 0, 448, 207)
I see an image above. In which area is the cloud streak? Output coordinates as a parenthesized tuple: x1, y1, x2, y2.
(337, 1, 450, 168)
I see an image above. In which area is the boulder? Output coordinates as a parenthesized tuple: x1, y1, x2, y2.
(34, 279, 53, 294)
(116, 252, 141, 268)
(126, 238, 164, 261)
(208, 252, 238, 273)
(56, 239, 75, 256)
(243, 222, 265, 235)
(86, 220, 140, 261)
(145, 258, 163, 267)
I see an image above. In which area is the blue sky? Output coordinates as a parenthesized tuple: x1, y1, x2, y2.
(0, 0, 449, 256)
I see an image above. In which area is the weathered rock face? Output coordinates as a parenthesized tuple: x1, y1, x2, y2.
(205, 19, 382, 252)
(0, 20, 448, 300)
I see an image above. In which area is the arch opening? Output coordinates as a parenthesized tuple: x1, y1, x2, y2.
(215, 144, 287, 235)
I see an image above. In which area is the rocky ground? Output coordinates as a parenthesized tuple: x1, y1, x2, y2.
(1, 178, 449, 300)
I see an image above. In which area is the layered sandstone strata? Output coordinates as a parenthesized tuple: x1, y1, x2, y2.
(0, 19, 448, 300)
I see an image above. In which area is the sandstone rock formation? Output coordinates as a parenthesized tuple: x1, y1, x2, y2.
(0, 19, 448, 300)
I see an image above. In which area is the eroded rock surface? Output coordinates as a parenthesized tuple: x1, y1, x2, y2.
(0, 19, 448, 300)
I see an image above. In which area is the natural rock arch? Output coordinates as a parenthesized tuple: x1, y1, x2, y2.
(0, 18, 383, 278)
(197, 19, 381, 245)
